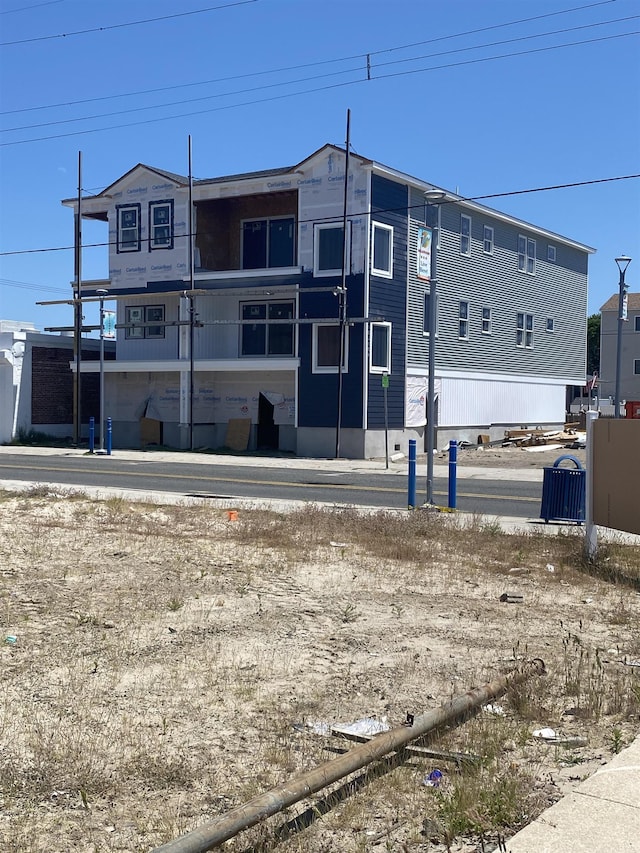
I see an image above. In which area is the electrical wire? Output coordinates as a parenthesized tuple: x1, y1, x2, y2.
(3, 13, 638, 134)
(1, 172, 637, 259)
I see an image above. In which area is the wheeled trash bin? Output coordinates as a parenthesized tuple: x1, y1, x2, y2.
(540, 454, 585, 524)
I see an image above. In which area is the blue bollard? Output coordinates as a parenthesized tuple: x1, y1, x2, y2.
(106, 417, 112, 456)
(448, 440, 457, 509)
(408, 439, 417, 509)
(89, 417, 95, 453)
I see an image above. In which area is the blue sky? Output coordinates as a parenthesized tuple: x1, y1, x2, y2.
(1, 0, 638, 334)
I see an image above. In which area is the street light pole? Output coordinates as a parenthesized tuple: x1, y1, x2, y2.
(97, 288, 108, 451)
(424, 190, 446, 505)
(614, 255, 631, 419)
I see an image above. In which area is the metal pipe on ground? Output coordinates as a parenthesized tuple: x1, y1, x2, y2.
(152, 659, 546, 853)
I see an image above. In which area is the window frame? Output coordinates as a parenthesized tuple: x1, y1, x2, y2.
(516, 312, 534, 348)
(518, 235, 536, 274)
(635, 316, 640, 332)
(241, 215, 296, 270)
(371, 221, 394, 278)
(312, 323, 348, 373)
(149, 200, 174, 250)
(116, 203, 141, 253)
(124, 304, 165, 339)
(547, 244, 557, 263)
(546, 317, 555, 333)
(313, 221, 350, 277)
(481, 306, 492, 335)
(369, 321, 392, 374)
(483, 225, 494, 255)
(634, 359, 640, 375)
(239, 299, 295, 357)
(460, 214, 471, 256)
(458, 300, 470, 340)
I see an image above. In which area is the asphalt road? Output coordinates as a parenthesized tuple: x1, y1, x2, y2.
(0, 452, 543, 517)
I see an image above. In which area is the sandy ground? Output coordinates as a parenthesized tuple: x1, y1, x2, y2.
(0, 487, 637, 853)
(435, 444, 587, 471)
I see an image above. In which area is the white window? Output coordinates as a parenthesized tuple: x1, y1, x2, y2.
(240, 300, 295, 357)
(460, 214, 471, 256)
(369, 322, 391, 373)
(518, 235, 536, 274)
(371, 222, 393, 278)
(242, 216, 295, 269)
(547, 245, 557, 262)
(125, 304, 165, 339)
(546, 317, 555, 333)
(314, 222, 350, 277)
(312, 323, 348, 373)
(149, 200, 173, 250)
(517, 312, 534, 348)
(423, 290, 438, 336)
(483, 225, 494, 254)
(481, 306, 492, 334)
(458, 300, 469, 339)
(117, 204, 141, 253)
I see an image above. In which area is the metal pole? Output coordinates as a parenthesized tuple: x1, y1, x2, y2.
(188, 135, 195, 451)
(448, 439, 457, 509)
(408, 438, 417, 509)
(383, 376, 389, 469)
(73, 151, 83, 445)
(335, 108, 351, 459)
(98, 290, 106, 451)
(425, 198, 442, 504)
(614, 265, 627, 419)
(152, 660, 545, 853)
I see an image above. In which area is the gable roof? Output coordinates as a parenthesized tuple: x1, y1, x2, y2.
(601, 293, 640, 312)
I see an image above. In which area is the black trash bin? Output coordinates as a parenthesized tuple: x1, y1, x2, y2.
(540, 454, 585, 524)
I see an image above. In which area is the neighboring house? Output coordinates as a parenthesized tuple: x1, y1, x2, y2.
(599, 293, 640, 412)
(59, 144, 593, 457)
(0, 320, 112, 444)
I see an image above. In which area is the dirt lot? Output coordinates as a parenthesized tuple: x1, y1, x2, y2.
(0, 485, 638, 853)
(434, 444, 587, 471)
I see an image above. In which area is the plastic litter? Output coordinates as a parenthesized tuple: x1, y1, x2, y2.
(422, 769, 443, 787)
(4, 635, 17, 644)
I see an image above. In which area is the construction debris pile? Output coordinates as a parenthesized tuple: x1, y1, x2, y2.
(502, 425, 586, 449)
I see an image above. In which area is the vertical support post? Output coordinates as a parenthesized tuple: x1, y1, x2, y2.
(448, 439, 457, 509)
(188, 135, 196, 451)
(584, 410, 598, 558)
(106, 417, 112, 456)
(98, 290, 106, 451)
(73, 151, 83, 446)
(614, 255, 631, 419)
(408, 439, 417, 510)
(383, 373, 389, 469)
(89, 417, 95, 454)
(335, 108, 351, 459)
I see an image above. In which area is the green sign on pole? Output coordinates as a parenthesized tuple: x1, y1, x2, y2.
(381, 373, 389, 389)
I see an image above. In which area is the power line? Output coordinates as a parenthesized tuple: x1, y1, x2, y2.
(0, 0, 617, 116)
(0, 0, 259, 47)
(0, 277, 69, 293)
(1, 172, 638, 259)
(2, 28, 638, 148)
(4, 14, 637, 135)
(0, 0, 65, 15)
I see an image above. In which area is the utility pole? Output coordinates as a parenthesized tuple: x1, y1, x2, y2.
(335, 109, 351, 459)
(73, 151, 83, 446)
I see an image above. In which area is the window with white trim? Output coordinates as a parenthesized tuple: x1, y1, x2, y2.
(312, 323, 348, 373)
(546, 317, 555, 333)
(242, 216, 295, 269)
(483, 225, 494, 254)
(635, 316, 640, 332)
(516, 312, 534, 348)
(518, 235, 536, 274)
(635, 359, 640, 375)
(149, 200, 174, 250)
(460, 214, 471, 256)
(423, 291, 438, 336)
(481, 306, 492, 335)
(547, 245, 556, 262)
(117, 203, 141, 253)
(371, 222, 393, 278)
(125, 304, 165, 339)
(314, 222, 349, 277)
(369, 322, 391, 373)
(458, 300, 469, 339)
(240, 300, 295, 357)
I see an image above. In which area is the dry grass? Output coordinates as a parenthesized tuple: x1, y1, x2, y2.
(0, 493, 638, 853)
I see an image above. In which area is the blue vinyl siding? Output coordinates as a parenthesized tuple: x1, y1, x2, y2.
(368, 176, 408, 428)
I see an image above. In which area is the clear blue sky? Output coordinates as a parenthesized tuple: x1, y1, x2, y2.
(1, 0, 639, 334)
